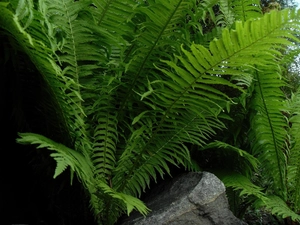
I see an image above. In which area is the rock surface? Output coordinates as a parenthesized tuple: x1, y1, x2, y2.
(119, 172, 247, 225)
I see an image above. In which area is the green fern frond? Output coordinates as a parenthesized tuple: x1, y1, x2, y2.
(43, 0, 124, 154)
(16, 132, 149, 223)
(217, 0, 236, 27)
(51, 153, 70, 179)
(217, 0, 262, 28)
(287, 91, 300, 212)
(113, 110, 226, 197)
(255, 195, 300, 221)
(249, 66, 289, 199)
(184, 0, 219, 38)
(16, 132, 94, 185)
(0, 0, 77, 144)
(113, 8, 300, 200)
(231, 0, 262, 22)
(91, 95, 118, 180)
(91, 0, 136, 34)
(218, 171, 266, 200)
(118, 0, 194, 113)
(202, 141, 259, 170)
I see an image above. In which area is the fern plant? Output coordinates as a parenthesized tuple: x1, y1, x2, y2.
(1, 0, 300, 224)
(196, 1, 300, 222)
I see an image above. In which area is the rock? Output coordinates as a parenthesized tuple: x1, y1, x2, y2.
(118, 172, 247, 225)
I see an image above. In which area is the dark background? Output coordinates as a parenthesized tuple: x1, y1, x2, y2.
(0, 42, 97, 225)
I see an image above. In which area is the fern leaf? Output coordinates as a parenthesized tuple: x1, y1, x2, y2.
(16, 132, 94, 184)
(16, 132, 149, 222)
(113, 111, 226, 197)
(232, 0, 262, 22)
(218, 171, 266, 200)
(91, 0, 136, 35)
(0, 0, 88, 148)
(113, 8, 300, 199)
(118, 0, 193, 113)
(184, 0, 219, 38)
(51, 153, 70, 178)
(217, 0, 236, 27)
(202, 141, 259, 170)
(287, 91, 300, 212)
(255, 195, 300, 221)
(91, 95, 118, 180)
(249, 66, 289, 199)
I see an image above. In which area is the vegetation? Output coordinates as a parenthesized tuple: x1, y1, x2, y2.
(1, 0, 300, 224)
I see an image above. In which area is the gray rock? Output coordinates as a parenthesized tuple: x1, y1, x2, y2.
(119, 172, 247, 225)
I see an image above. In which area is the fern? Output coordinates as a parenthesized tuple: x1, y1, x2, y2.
(231, 0, 262, 21)
(16, 133, 149, 221)
(255, 195, 300, 221)
(219, 171, 266, 200)
(2, 0, 300, 223)
(51, 153, 70, 179)
(112, 8, 300, 199)
(202, 141, 259, 171)
(217, 0, 262, 28)
(91, 93, 119, 181)
(287, 91, 300, 212)
(249, 66, 289, 199)
(118, 0, 194, 114)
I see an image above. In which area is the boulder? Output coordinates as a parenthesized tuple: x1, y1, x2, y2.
(118, 172, 247, 225)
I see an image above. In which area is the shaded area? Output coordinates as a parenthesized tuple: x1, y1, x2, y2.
(0, 38, 96, 225)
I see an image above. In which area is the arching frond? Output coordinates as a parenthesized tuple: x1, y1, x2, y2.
(287, 90, 300, 212)
(44, 0, 103, 149)
(6, 0, 300, 223)
(113, 8, 300, 199)
(0, 0, 76, 144)
(249, 66, 289, 199)
(202, 141, 259, 171)
(184, 0, 219, 38)
(118, 0, 194, 113)
(16, 132, 94, 186)
(219, 171, 266, 200)
(91, 0, 136, 35)
(113, 111, 225, 196)
(231, 0, 262, 21)
(16, 132, 149, 224)
(255, 195, 300, 221)
(217, 0, 262, 27)
(217, 0, 236, 27)
(90, 94, 119, 180)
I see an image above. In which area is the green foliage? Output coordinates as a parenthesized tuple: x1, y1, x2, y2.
(1, 0, 300, 224)
(249, 66, 289, 199)
(255, 195, 300, 221)
(287, 90, 300, 213)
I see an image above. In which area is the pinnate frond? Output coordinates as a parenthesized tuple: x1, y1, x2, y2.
(249, 66, 289, 199)
(255, 195, 300, 221)
(231, 0, 262, 22)
(287, 91, 300, 211)
(16, 132, 149, 221)
(118, 0, 194, 112)
(202, 141, 259, 170)
(219, 171, 266, 200)
(113, 8, 300, 201)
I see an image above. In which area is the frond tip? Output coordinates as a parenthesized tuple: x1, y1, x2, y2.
(255, 195, 300, 222)
(219, 171, 266, 200)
